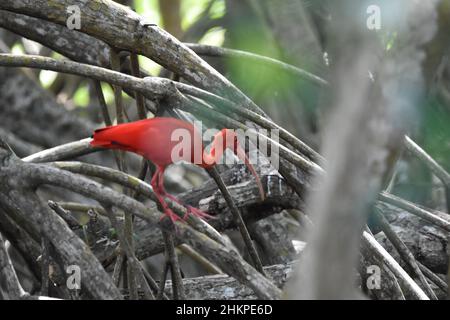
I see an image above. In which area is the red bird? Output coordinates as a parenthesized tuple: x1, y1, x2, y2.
(90, 117, 265, 222)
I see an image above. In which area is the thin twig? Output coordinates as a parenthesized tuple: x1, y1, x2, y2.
(112, 253, 125, 287)
(178, 244, 222, 275)
(372, 209, 438, 299)
(130, 53, 147, 119)
(55, 202, 107, 217)
(0, 232, 27, 299)
(404, 135, 450, 187)
(40, 237, 51, 296)
(93, 80, 113, 125)
(361, 231, 429, 300)
(160, 220, 185, 300)
(110, 49, 125, 126)
(139, 261, 168, 300)
(207, 167, 266, 275)
(48, 200, 81, 229)
(93, 79, 124, 168)
(185, 43, 329, 87)
(417, 261, 448, 293)
(156, 262, 170, 300)
(404, 135, 450, 216)
(22, 138, 94, 163)
(103, 207, 154, 300)
(0, 54, 177, 105)
(110, 48, 138, 299)
(378, 192, 450, 232)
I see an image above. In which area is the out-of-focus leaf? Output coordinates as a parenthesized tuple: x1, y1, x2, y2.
(423, 98, 450, 171)
(199, 27, 225, 46)
(39, 70, 57, 88)
(11, 43, 24, 55)
(181, 0, 212, 31)
(134, 0, 161, 25)
(100, 82, 115, 105)
(73, 83, 90, 107)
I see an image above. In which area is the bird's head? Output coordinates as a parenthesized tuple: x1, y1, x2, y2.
(213, 129, 238, 154)
(210, 129, 265, 201)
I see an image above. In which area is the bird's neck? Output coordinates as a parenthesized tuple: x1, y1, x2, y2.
(200, 146, 225, 169)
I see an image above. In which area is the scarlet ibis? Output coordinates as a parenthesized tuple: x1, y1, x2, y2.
(90, 117, 265, 222)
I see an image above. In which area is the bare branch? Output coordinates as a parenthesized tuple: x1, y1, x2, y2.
(372, 209, 438, 299)
(379, 192, 450, 232)
(22, 138, 95, 163)
(0, 233, 27, 299)
(404, 135, 450, 187)
(185, 43, 328, 87)
(207, 167, 265, 275)
(361, 231, 428, 300)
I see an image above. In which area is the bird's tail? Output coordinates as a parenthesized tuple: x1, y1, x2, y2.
(90, 126, 131, 151)
(90, 127, 115, 148)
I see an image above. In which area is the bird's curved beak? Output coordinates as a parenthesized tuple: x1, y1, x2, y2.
(235, 145, 265, 201)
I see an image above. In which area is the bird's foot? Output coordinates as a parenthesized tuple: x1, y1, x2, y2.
(183, 205, 215, 221)
(160, 193, 214, 221)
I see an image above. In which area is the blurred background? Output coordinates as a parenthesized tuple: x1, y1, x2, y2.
(0, 0, 449, 299)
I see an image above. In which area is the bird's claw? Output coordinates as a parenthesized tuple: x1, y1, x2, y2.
(183, 206, 215, 221)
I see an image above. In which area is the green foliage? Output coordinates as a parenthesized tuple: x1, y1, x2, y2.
(133, 0, 225, 73)
(73, 82, 90, 107)
(101, 82, 115, 105)
(10, 42, 25, 55)
(39, 70, 57, 89)
(423, 98, 450, 171)
(198, 27, 225, 46)
(180, 0, 211, 30)
(134, 0, 161, 25)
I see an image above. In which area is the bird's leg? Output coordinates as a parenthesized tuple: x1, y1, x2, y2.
(155, 192, 181, 222)
(156, 169, 214, 220)
(150, 167, 159, 188)
(150, 168, 180, 223)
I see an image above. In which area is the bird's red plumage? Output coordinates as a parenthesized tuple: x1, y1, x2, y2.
(91, 117, 203, 167)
